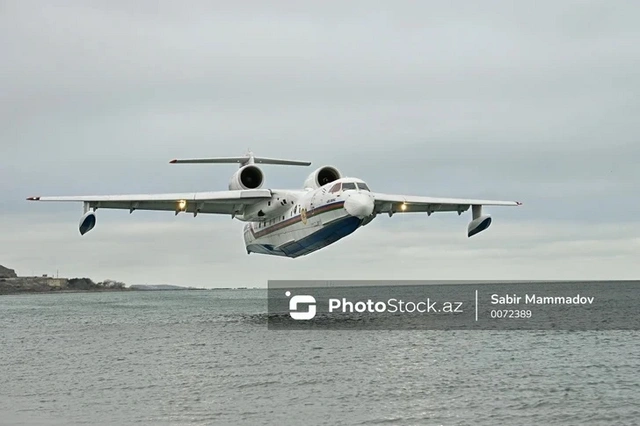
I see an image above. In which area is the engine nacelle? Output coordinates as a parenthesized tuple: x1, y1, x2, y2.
(79, 211, 96, 235)
(229, 165, 264, 190)
(303, 166, 341, 190)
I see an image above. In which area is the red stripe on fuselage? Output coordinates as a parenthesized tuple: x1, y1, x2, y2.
(250, 200, 345, 239)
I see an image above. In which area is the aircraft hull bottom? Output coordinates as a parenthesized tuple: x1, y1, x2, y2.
(246, 216, 362, 258)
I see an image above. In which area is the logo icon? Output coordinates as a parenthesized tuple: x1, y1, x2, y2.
(286, 291, 316, 320)
(300, 208, 307, 225)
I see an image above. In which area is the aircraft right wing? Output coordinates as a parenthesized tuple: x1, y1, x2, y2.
(27, 189, 273, 234)
(27, 189, 272, 215)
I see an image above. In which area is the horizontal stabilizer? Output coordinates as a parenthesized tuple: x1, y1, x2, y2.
(170, 152, 311, 167)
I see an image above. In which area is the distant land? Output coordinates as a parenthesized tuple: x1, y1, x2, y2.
(129, 284, 206, 291)
(0, 264, 206, 295)
(0, 263, 128, 295)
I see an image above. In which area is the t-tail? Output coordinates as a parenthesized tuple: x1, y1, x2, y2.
(169, 151, 311, 168)
(169, 151, 311, 191)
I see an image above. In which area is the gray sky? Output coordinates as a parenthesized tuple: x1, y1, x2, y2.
(2, 1, 639, 286)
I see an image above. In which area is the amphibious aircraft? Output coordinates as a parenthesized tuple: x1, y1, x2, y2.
(27, 152, 521, 258)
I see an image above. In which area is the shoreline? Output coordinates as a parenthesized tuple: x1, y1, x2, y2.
(0, 288, 135, 296)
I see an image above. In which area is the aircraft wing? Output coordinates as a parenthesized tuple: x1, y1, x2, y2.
(370, 192, 521, 215)
(27, 189, 272, 215)
(369, 192, 521, 237)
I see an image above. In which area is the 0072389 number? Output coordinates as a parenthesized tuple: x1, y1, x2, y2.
(490, 309, 532, 319)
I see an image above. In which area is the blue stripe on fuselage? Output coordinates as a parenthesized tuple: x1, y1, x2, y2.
(250, 200, 345, 239)
(246, 216, 361, 258)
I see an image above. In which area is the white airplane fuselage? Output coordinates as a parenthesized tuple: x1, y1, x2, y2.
(242, 178, 374, 258)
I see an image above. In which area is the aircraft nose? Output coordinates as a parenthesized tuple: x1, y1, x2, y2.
(344, 192, 374, 219)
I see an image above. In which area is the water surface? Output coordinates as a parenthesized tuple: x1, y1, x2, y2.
(1, 290, 638, 425)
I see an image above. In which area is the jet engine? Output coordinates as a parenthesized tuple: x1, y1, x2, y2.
(228, 165, 264, 190)
(303, 166, 341, 190)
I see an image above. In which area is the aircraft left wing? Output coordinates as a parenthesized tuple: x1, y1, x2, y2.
(370, 192, 521, 237)
(371, 192, 521, 214)
(27, 189, 273, 234)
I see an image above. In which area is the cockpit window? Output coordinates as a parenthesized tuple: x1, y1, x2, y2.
(357, 183, 370, 191)
(342, 182, 357, 190)
(329, 183, 341, 193)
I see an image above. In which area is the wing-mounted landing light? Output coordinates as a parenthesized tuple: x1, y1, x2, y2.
(467, 205, 492, 237)
(175, 199, 187, 215)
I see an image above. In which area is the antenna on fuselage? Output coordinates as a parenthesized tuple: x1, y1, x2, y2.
(169, 151, 311, 168)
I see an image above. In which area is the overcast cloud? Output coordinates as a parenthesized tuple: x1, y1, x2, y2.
(2, 1, 639, 286)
